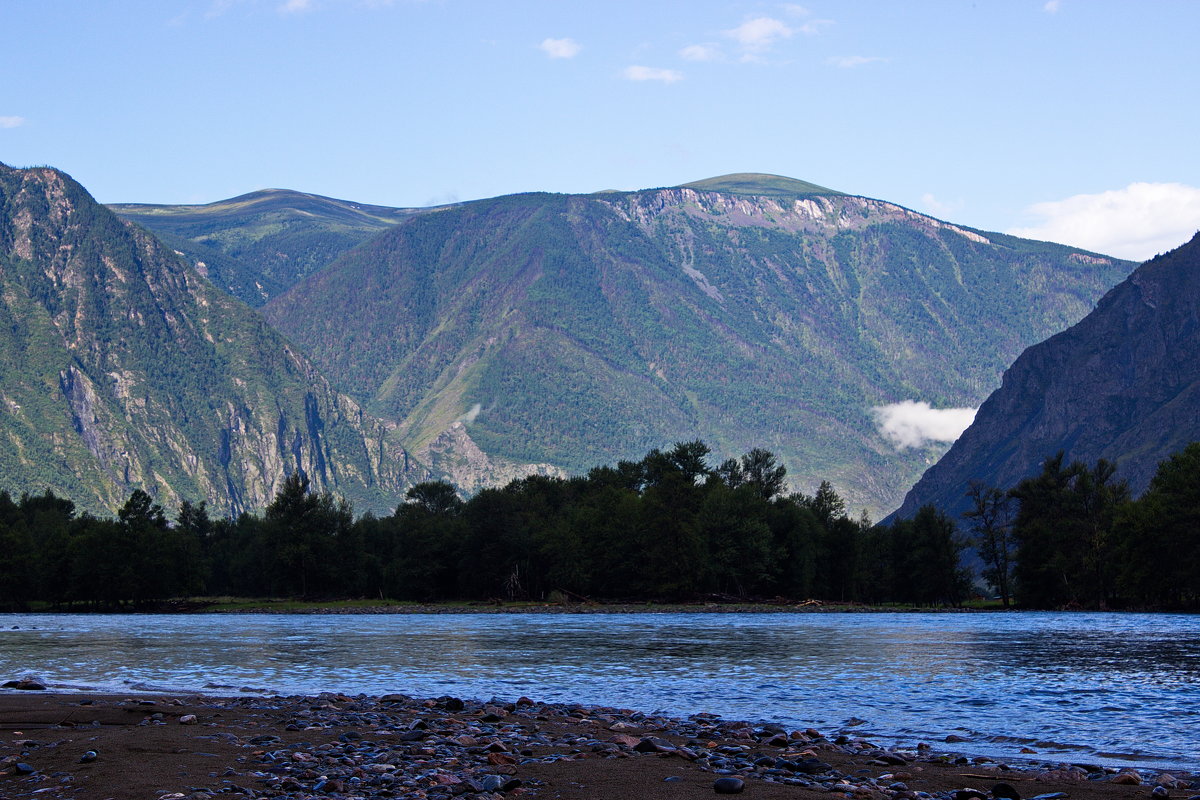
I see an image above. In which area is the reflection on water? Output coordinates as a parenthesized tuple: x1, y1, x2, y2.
(1, 611, 1198, 769)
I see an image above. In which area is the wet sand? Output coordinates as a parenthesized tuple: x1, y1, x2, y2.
(0, 691, 1192, 800)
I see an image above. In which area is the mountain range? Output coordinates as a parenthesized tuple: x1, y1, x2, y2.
(258, 174, 1135, 515)
(0, 163, 427, 516)
(893, 231, 1200, 520)
(0, 163, 1145, 518)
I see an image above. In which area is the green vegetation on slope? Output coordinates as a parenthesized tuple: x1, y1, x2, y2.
(679, 173, 842, 196)
(264, 184, 1135, 516)
(0, 164, 425, 516)
(111, 189, 425, 306)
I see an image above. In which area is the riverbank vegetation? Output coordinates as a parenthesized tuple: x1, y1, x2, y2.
(1, 440, 1196, 611)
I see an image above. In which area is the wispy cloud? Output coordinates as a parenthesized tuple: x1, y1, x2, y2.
(725, 17, 795, 52)
(278, 0, 311, 12)
(0, 116, 26, 129)
(540, 37, 581, 59)
(722, 14, 830, 61)
(1008, 182, 1200, 261)
(679, 43, 722, 62)
(827, 55, 886, 69)
(920, 193, 962, 218)
(1043, 0, 1062, 13)
(872, 401, 977, 450)
(623, 65, 683, 84)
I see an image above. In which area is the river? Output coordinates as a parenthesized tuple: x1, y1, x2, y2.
(1, 611, 1197, 770)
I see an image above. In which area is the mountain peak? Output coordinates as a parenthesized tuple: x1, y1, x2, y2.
(678, 173, 841, 197)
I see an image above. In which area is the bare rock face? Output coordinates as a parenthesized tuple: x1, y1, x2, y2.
(0, 163, 428, 515)
(893, 231, 1200, 520)
(417, 422, 564, 494)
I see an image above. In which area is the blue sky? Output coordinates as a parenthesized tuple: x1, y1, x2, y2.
(3, 0, 1199, 260)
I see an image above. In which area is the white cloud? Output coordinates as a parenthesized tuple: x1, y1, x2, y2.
(796, 18, 834, 35)
(623, 65, 683, 84)
(679, 43, 722, 62)
(540, 37, 581, 59)
(872, 401, 977, 450)
(1044, 0, 1062, 12)
(279, 0, 311, 11)
(457, 403, 482, 424)
(827, 55, 885, 68)
(0, 116, 26, 129)
(920, 192, 962, 218)
(725, 17, 794, 51)
(1007, 182, 1200, 261)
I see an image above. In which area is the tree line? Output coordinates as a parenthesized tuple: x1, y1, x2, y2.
(3, 439, 1196, 611)
(964, 443, 1200, 610)
(0, 441, 970, 610)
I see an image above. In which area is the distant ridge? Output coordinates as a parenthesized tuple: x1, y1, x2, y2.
(111, 189, 424, 306)
(679, 173, 841, 197)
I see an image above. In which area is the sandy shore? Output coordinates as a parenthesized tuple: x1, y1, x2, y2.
(0, 691, 1192, 800)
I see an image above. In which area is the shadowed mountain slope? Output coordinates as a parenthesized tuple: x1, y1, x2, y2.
(892, 231, 1200, 520)
(263, 179, 1135, 515)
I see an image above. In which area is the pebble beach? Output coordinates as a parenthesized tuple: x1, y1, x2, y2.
(1, 689, 1194, 800)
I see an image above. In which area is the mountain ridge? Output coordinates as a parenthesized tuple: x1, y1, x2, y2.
(892, 230, 1200, 520)
(0, 163, 429, 515)
(262, 180, 1136, 516)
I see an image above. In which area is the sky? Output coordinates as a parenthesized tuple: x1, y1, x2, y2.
(3, 0, 1200, 262)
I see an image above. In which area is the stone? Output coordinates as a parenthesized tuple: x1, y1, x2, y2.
(2, 678, 46, 691)
(179, 714, 198, 724)
(714, 776, 745, 794)
(992, 782, 1022, 800)
(633, 736, 677, 753)
(1152, 788, 1170, 799)
(1112, 773, 1143, 786)
(80, 750, 98, 763)
(954, 788, 987, 800)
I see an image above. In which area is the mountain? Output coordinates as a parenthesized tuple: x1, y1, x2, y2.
(110, 189, 425, 307)
(0, 164, 427, 516)
(892, 231, 1200, 520)
(262, 175, 1136, 515)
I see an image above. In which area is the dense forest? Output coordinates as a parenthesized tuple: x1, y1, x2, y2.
(0, 440, 1197, 611)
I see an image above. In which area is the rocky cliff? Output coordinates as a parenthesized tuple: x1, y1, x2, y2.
(892, 231, 1200, 520)
(0, 163, 427, 515)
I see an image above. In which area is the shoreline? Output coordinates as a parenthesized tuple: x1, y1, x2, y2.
(8, 600, 1009, 615)
(1, 691, 1194, 800)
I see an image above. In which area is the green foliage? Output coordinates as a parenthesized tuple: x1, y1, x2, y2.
(0, 163, 419, 519)
(263, 184, 1135, 517)
(1, 442, 973, 608)
(110, 189, 416, 307)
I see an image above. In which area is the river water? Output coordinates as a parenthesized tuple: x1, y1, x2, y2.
(1, 611, 1197, 770)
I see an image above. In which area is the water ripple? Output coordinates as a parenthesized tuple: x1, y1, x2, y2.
(1, 611, 1198, 769)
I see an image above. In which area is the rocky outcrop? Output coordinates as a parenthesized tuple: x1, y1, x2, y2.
(417, 422, 565, 494)
(0, 163, 428, 515)
(892, 231, 1200, 520)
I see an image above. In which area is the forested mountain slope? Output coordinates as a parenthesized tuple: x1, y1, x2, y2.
(893, 231, 1200, 520)
(0, 164, 427, 515)
(264, 174, 1135, 515)
(111, 189, 425, 306)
